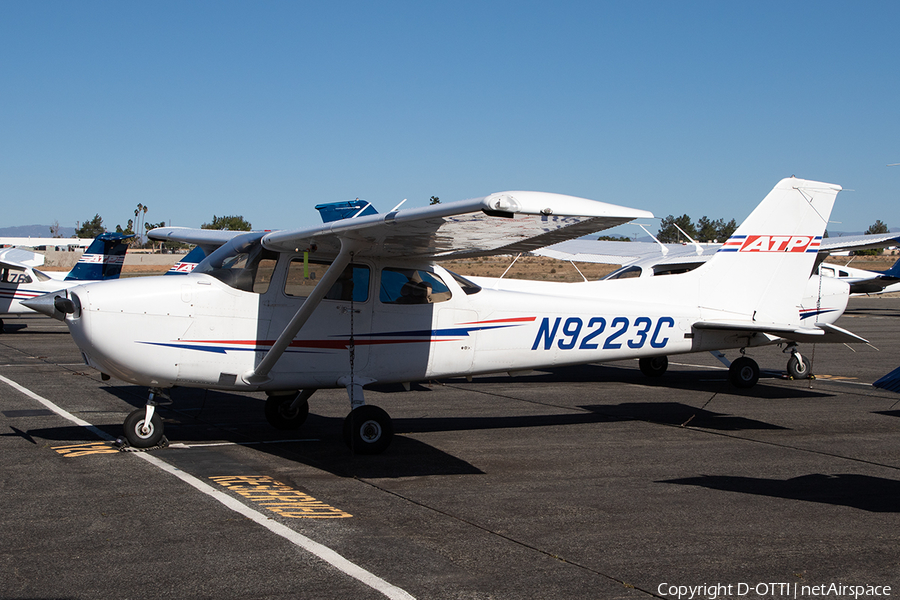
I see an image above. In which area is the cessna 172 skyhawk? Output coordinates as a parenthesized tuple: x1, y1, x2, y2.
(25, 178, 866, 453)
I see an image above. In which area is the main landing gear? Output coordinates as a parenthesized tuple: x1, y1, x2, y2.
(263, 385, 394, 455)
(728, 355, 760, 389)
(639, 356, 668, 377)
(121, 385, 396, 454)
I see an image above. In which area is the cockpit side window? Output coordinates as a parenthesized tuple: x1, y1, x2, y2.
(380, 268, 451, 304)
(284, 259, 370, 302)
(1, 268, 32, 284)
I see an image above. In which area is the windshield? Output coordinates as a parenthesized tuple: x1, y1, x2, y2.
(194, 232, 276, 292)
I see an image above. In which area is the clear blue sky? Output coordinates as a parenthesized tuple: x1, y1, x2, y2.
(2, 1, 898, 236)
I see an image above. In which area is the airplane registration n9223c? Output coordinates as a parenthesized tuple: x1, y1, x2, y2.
(24, 178, 867, 454)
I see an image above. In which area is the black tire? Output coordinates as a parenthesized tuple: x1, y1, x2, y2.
(787, 354, 812, 379)
(123, 408, 164, 448)
(265, 393, 310, 430)
(729, 356, 760, 389)
(343, 405, 393, 455)
(639, 356, 668, 377)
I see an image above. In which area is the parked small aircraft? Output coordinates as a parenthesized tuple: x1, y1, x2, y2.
(1, 232, 133, 331)
(818, 257, 900, 295)
(26, 178, 867, 453)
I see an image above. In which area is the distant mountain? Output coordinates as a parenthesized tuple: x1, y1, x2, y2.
(0, 224, 77, 238)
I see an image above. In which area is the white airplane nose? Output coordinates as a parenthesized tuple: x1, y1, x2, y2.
(21, 293, 75, 321)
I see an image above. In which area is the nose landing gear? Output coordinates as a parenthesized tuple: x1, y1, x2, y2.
(121, 388, 170, 449)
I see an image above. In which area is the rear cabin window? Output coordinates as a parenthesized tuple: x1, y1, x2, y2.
(284, 259, 370, 302)
(379, 268, 452, 304)
(603, 265, 643, 280)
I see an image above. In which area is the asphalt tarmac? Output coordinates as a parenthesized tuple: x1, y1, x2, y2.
(1, 297, 899, 600)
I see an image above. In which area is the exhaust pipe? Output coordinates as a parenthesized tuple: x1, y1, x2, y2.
(21, 292, 76, 321)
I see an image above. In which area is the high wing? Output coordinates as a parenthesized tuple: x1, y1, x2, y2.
(536, 232, 900, 269)
(147, 227, 252, 256)
(535, 239, 714, 265)
(0, 247, 46, 270)
(259, 191, 652, 260)
(819, 232, 900, 253)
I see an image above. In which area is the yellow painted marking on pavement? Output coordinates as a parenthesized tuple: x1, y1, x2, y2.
(53, 442, 119, 457)
(210, 475, 352, 519)
(815, 374, 859, 381)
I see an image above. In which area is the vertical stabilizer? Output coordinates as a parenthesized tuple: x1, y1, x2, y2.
(695, 177, 841, 327)
(64, 233, 134, 281)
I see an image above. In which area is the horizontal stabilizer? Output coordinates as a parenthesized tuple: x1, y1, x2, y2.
(874, 366, 900, 393)
(148, 227, 254, 256)
(694, 320, 867, 344)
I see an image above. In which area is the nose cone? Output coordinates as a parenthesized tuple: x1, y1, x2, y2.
(21, 293, 75, 320)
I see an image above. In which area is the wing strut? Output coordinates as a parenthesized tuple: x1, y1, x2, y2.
(243, 238, 363, 385)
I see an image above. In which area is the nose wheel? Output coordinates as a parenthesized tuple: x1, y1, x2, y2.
(123, 407, 164, 448)
(120, 388, 170, 449)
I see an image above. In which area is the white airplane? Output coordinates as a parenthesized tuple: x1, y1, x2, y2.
(0, 236, 95, 248)
(818, 257, 900, 295)
(1, 232, 133, 331)
(25, 178, 867, 454)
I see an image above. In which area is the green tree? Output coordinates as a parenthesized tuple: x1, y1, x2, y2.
(202, 215, 252, 231)
(695, 216, 719, 242)
(853, 220, 890, 255)
(75, 214, 105, 238)
(657, 214, 697, 243)
(429, 196, 441, 205)
(716, 218, 738, 241)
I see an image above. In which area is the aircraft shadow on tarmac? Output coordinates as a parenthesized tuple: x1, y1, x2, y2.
(659, 473, 900, 512)
(874, 410, 900, 419)
(445, 363, 835, 400)
(8, 373, 822, 479)
(843, 305, 900, 319)
(580, 402, 788, 431)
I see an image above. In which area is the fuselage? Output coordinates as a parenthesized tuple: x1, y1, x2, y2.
(58, 249, 850, 391)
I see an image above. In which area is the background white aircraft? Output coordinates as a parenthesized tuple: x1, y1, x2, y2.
(1, 232, 133, 331)
(26, 178, 866, 454)
(0, 236, 95, 248)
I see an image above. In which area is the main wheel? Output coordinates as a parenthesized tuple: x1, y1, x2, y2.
(343, 405, 393, 455)
(123, 408, 164, 448)
(729, 356, 760, 389)
(787, 353, 812, 379)
(639, 356, 668, 377)
(265, 393, 310, 430)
